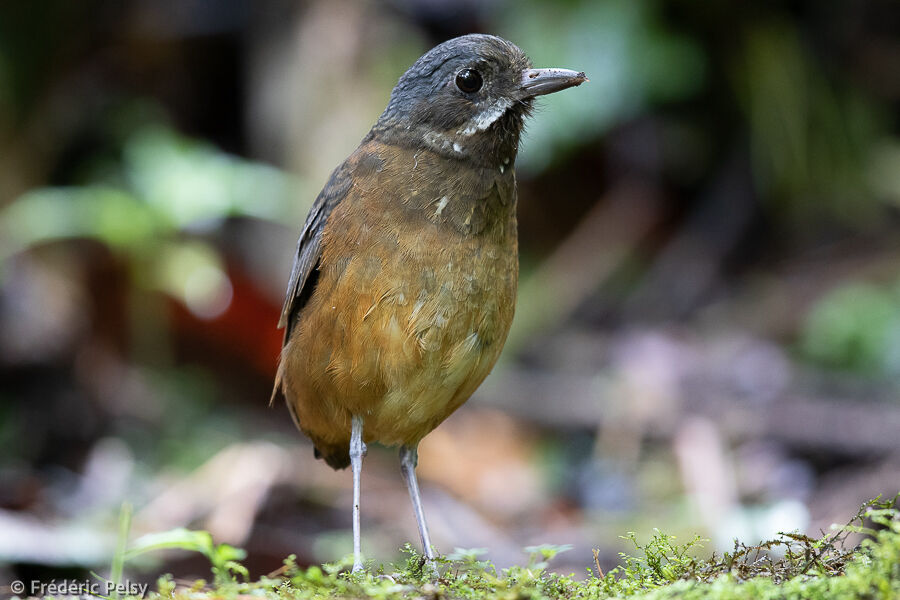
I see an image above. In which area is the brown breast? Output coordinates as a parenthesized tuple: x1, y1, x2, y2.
(280, 141, 519, 451)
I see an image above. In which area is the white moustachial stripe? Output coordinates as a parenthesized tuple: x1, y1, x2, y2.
(458, 98, 514, 136)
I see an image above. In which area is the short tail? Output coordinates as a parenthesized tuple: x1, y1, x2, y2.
(270, 342, 349, 470)
(315, 445, 351, 470)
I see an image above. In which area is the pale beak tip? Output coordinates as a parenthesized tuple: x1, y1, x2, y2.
(521, 68, 589, 97)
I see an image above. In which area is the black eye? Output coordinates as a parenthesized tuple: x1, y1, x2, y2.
(455, 69, 483, 93)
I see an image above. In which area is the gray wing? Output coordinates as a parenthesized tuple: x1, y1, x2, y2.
(277, 162, 352, 341)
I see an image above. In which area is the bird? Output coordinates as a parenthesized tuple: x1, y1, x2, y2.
(272, 33, 586, 571)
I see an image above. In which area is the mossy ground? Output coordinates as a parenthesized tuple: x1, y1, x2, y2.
(129, 498, 899, 600)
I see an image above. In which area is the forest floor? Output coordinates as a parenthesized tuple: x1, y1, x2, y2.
(113, 498, 898, 600)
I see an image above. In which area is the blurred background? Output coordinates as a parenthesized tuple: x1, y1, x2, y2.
(1, 0, 899, 585)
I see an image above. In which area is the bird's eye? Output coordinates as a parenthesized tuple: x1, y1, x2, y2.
(455, 69, 483, 93)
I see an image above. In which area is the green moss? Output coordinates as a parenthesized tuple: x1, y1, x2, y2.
(128, 498, 899, 600)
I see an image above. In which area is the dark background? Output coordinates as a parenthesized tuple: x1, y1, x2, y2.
(1, 0, 899, 585)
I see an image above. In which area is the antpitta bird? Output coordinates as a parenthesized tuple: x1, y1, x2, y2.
(273, 34, 586, 570)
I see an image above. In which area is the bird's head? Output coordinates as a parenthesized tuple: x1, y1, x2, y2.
(373, 34, 586, 167)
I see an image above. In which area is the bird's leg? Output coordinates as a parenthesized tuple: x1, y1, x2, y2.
(350, 415, 367, 572)
(399, 444, 437, 563)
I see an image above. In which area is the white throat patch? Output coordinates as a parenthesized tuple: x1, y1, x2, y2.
(458, 98, 514, 136)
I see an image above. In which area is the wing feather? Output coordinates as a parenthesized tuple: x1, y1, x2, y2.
(277, 162, 353, 341)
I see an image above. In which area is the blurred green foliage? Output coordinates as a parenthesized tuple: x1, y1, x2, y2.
(500, 0, 705, 172)
(125, 527, 248, 585)
(733, 21, 885, 225)
(801, 280, 900, 377)
(2, 122, 304, 256)
(0, 119, 305, 319)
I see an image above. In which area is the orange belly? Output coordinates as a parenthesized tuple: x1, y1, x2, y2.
(279, 201, 518, 458)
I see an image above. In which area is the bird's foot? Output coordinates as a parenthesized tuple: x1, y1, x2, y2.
(422, 560, 440, 579)
(420, 551, 440, 579)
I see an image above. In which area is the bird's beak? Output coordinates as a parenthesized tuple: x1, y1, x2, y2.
(520, 68, 588, 98)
